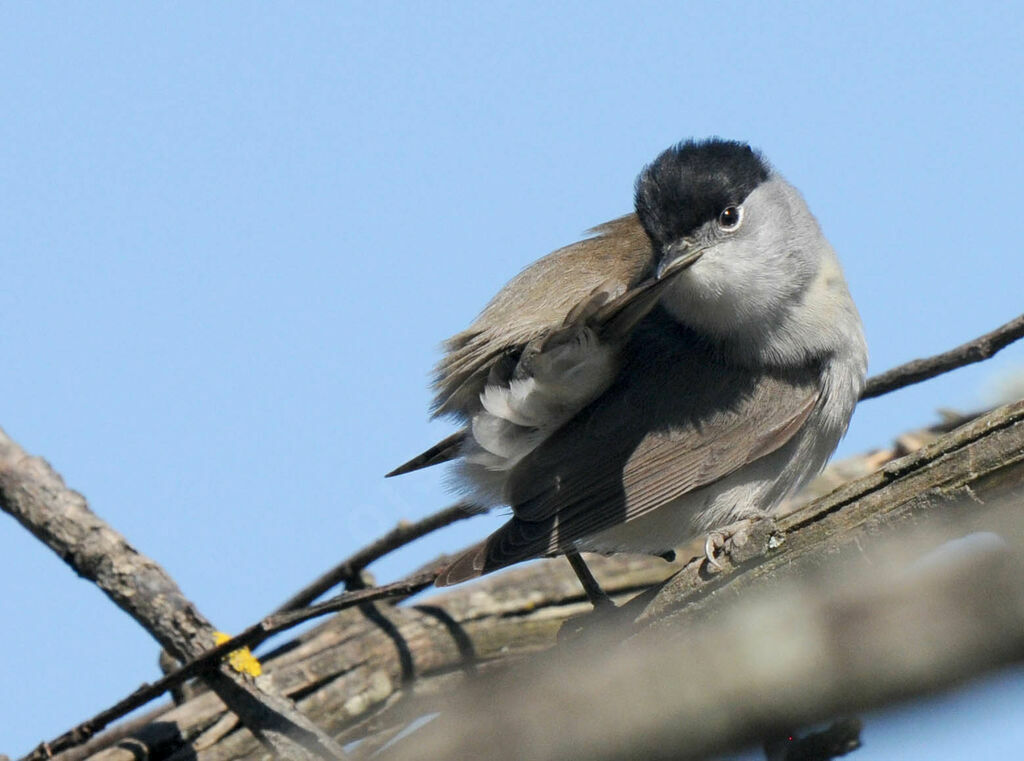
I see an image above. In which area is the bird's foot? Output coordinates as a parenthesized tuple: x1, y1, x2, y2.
(703, 514, 778, 572)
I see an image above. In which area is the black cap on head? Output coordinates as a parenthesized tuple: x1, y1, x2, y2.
(635, 138, 770, 247)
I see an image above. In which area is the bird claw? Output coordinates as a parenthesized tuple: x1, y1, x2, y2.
(704, 532, 726, 570)
(703, 515, 774, 572)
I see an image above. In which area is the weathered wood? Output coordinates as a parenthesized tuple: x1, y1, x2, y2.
(380, 400, 1024, 761)
(0, 427, 346, 761)
(59, 401, 1024, 761)
(66, 556, 678, 761)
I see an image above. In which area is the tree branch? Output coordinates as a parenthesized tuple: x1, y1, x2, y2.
(378, 399, 1024, 761)
(0, 428, 346, 761)
(18, 312, 1024, 761)
(861, 312, 1024, 400)
(47, 399, 1024, 761)
(17, 571, 440, 761)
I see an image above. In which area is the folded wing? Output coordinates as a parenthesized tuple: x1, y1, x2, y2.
(437, 313, 822, 584)
(388, 215, 655, 476)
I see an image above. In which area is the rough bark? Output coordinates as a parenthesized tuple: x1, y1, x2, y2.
(380, 400, 1024, 761)
(48, 399, 1024, 761)
(0, 428, 345, 761)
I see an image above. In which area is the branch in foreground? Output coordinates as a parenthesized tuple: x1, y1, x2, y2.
(239, 572, 438, 650)
(860, 312, 1024, 400)
(58, 398, 1024, 761)
(19, 573, 438, 761)
(0, 428, 346, 761)
(26, 313, 1024, 760)
(384, 522, 1024, 761)
(378, 399, 1024, 761)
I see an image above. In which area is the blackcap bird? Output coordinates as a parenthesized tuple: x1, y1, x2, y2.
(388, 138, 867, 605)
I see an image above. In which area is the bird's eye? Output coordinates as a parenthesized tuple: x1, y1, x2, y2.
(717, 205, 743, 231)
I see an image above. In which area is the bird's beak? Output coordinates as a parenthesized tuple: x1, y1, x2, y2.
(656, 244, 705, 280)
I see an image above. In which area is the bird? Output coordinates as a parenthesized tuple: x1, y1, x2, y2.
(388, 138, 867, 607)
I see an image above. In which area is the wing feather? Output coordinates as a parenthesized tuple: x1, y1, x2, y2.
(390, 215, 653, 477)
(431, 215, 653, 419)
(437, 312, 822, 582)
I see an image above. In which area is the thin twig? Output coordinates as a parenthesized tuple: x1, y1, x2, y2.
(41, 704, 171, 761)
(861, 312, 1024, 400)
(25, 312, 1024, 760)
(274, 501, 479, 612)
(260, 573, 437, 642)
(20, 574, 436, 761)
(0, 428, 346, 761)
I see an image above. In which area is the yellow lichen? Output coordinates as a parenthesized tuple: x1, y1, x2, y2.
(213, 631, 262, 677)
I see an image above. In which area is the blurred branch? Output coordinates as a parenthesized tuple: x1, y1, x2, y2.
(385, 525, 1024, 761)
(16, 312, 1024, 761)
(379, 399, 1024, 761)
(18, 573, 438, 761)
(57, 398, 1024, 761)
(861, 312, 1024, 400)
(0, 427, 345, 761)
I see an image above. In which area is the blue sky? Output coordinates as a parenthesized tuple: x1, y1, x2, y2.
(1, 3, 1023, 757)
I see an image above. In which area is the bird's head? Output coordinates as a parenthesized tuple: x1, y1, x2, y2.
(635, 138, 828, 345)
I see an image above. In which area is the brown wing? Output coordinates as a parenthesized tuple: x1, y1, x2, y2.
(431, 214, 653, 419)
(436, 314, 822, 584)
(387, 265, 694, 477)
(388, 215, 654, 477)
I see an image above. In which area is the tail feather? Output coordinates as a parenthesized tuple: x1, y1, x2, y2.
(434, 540, 492, 586)
(386, 430, 466, 477)
(436, 516, 558, 586)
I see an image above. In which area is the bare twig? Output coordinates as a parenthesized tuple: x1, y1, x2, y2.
(18, 573, 437, 761)
(19, 312, 1024, 760)
(861, 312, 1024, 400)
(258, 572, 438, 642)
(41, 704, 171, 761)
(39, 398, 1024, 761)
(274, 501, 479, 612)
(0, 428, 346, 761)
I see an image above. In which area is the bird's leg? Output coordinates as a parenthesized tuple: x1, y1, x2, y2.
(704, 513, 775, 570)
(565, 549, 616, 609)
